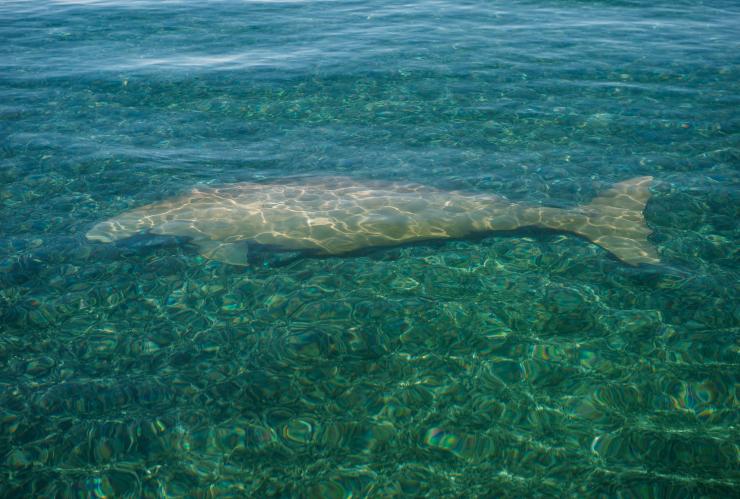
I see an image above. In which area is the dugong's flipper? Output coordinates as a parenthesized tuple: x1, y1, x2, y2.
(192, 240, 250, 266)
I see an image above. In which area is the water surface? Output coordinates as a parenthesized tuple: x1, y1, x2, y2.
(1, 0, 738, 496)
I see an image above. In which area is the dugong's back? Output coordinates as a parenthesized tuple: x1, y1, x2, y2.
(86, 178, 506, 263)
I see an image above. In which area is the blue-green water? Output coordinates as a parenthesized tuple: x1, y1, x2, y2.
(1, 0, 738, 496)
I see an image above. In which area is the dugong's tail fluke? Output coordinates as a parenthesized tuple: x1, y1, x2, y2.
(534, 176, 659, 265)
(579, 176, 659, 265)
(540, 176, 659, 265)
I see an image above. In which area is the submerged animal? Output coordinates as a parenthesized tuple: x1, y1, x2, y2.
(87, 176, 659, 266)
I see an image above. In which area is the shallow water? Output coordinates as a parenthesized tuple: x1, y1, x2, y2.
(1, 0, 738, 497)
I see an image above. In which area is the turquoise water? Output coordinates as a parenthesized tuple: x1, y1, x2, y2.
(1, 0, 738, 496)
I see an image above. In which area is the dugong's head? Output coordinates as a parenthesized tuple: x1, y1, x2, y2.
(86, 212, 149, 243)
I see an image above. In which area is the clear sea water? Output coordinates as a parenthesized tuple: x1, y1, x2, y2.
(1, 0, 738, 497)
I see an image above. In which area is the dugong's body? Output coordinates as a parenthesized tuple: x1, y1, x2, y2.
(87, 176, 659, 266)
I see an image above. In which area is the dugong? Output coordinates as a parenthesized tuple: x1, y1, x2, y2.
(87, 176, 659, 266)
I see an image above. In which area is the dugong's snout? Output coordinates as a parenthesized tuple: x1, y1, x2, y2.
(86, 220, 136, 243)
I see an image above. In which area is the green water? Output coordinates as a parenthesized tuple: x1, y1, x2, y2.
(0, 0, 738, 497)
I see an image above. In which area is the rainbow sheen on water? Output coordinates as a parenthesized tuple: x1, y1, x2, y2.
(0, 0, 738, 496)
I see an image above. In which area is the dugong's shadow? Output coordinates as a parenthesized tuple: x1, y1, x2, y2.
(110, 233, 310, 268)
(110, 225, 662, 271)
